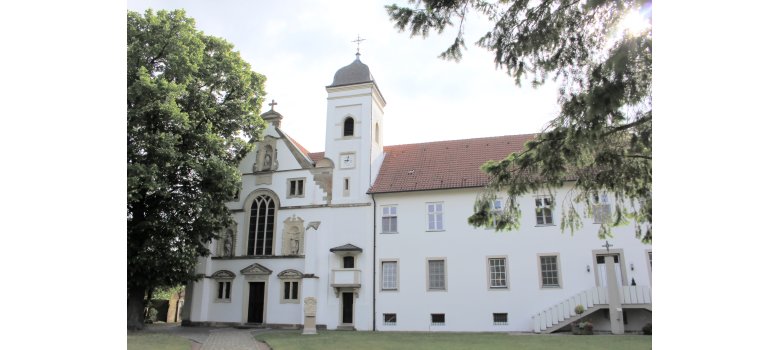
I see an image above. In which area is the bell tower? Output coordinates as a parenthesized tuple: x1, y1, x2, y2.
(324, 52, 386, 204)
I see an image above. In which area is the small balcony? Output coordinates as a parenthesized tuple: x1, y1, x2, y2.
(331, 269, 361, 288)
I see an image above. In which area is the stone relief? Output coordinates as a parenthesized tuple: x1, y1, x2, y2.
(252, 138, 279, 173)
(304, 297, 317, 317)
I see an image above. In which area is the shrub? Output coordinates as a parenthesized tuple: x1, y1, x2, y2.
(574, 304, 585, 315)
(642, 323, 651, 335)
(145, 307, 159, 324)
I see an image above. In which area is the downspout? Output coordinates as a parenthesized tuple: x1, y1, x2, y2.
(371, 193, 377, 331)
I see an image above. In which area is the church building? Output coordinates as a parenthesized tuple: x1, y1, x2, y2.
(181, 53, 652, 334)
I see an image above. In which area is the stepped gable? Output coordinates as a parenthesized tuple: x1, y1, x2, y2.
(368, 134, 538, 194)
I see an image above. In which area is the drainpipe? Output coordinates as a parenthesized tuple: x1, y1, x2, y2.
(371, 193, 377, 331)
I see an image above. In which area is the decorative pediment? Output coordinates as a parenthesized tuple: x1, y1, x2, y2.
(240, 263, 273, 276)
(211, 270, 236, 280)
(277, 269, 304, 280)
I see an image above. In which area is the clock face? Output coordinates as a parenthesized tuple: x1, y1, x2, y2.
(340, 154, 355, 169)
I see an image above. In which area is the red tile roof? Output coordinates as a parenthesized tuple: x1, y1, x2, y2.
(368, 134, 537, 194)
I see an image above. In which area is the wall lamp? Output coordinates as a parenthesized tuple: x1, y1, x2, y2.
(586, 264, 591, 273)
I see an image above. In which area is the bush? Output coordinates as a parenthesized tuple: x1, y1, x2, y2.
(642, 323, 651, 335)
(145, 307, 158, 324)
(574, 304, 585, 315)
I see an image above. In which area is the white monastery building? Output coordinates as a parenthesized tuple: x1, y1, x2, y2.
(182, 53, 652, 334)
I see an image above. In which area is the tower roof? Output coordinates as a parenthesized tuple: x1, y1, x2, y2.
(328, 53, 374, 87)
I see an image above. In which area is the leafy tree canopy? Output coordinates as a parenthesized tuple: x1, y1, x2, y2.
(127, 9, 266, 328)
(387, 0, 651, 242)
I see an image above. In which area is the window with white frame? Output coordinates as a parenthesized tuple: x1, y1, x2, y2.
(539, 255, 561, 288)
(431, 313, 445, 326)
(382, 261, 398, 290)
(427, 202, 444, 231)
(486, 199, 504, 228)
(493, 313, 508, 325)
(216, 281, 231, 301)
(427, 259, 446, 291)
(488, 257, 507, 289)
(382, 206, 398, 233)
(383, 313, 397, 325)
(592, 192, 611, 224)
(534, 196, 554, 225)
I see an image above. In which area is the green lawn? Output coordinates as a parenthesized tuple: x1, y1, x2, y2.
(127, 332, 191, 350)
(256, 331, 651, 350)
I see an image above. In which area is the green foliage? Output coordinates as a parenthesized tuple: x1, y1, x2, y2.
(387, 0, 652, 243)
(153, 285, 184, 300)
(127, 8, 266, 296)
(574, 304, 585, 315)
(642, 322, 651, 335)
(144, 307, 159, 324)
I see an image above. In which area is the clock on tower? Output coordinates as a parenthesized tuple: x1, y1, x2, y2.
(339, 153, 356, 169)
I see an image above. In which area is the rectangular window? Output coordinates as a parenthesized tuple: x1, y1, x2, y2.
(382, 206, 398, 233)
(493, 313, 508, 325)
(217, 281, 231, 301)
(488, 257, 507, 288)
(283, 281, 299, 301)
(431, 313, 445, 326)
(383, 313, 397, 325)
(535, 196, 554, 225)
(592, 193, 611, 224)
(288, 178, 304, 198)
(540, 255, 561, 288)
(427, 202, 444, 231)
(427, 259, 446, 291)
(382, 261, 398, 290)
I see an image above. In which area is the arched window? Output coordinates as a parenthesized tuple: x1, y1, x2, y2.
(343, 117, 354, 137)
(247, 194, 276, 255)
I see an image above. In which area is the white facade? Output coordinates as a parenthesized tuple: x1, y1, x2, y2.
(185, 55, 652, 333)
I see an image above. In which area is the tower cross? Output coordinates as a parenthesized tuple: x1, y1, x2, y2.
(268, 99, 277, 111)
(352, 35, 366, 53)
(602, 240, 613, 252)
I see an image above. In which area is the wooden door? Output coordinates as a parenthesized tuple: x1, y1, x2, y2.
(342, 292, 354, 324)
(248, 282, 265, 323)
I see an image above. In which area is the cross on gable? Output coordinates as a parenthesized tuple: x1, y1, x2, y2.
(352, 35, 366, 53)
(268, 99, 277, 111)
(602, 240, 613, 252)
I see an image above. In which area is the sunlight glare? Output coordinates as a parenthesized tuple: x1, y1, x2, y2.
(618, 8, 651, 36)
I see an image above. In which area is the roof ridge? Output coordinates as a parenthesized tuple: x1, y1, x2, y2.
(300, 133, 540, 155)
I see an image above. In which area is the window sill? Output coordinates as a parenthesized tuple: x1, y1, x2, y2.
(541, 285, 561, 289)
(215, 299, 231, 303)
(380, 231, 399, 234)
(426, 230, 445, 232)
(489, 286, 509, 290)
(534, 224, 555, 227)
(380, 288, 399, 292)
(426, 289, 447, 292)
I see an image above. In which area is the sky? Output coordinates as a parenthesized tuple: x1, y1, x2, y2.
(126, 0, 562, 152)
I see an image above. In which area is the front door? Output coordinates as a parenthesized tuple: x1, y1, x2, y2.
(248, 282, 265, 323)
(596, 254, 624, 287)
(341, 292, 354, 324)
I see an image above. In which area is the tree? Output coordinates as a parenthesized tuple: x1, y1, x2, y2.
(127, 9, 267, 329)
(387, 0, 651, 243)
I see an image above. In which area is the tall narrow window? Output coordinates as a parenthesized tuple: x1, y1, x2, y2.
(427, 202, 444, 231)
(427, 259, 446, 291)
(343, 117, 354, 136)
(217, 281, 231, 301)
(539, 255, 561, 288)
(382, 206, 398, 233)
(382, 261, 398, 290)
(488, 257, 507, 288)
(283, 281, 299, 301)
(247, 195, 276, 255)
(535, 196, 554, 225)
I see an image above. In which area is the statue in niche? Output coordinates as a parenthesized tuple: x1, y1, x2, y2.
(222, 229, 233, 257)
(262, 145, 273, 171)
(282, 217, 305, 255)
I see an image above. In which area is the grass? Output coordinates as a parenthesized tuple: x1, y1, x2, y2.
(256, 330, 651, 350)
(127, 332, 191, 350)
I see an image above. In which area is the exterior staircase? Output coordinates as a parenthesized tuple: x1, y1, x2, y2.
(531, 285, 652, 333)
